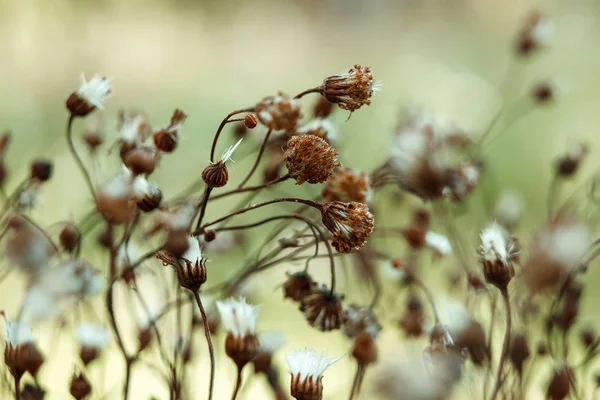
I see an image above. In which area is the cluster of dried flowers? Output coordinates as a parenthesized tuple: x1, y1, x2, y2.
(1, 9, 599, 400)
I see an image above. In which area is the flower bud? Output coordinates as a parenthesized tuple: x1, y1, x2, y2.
(66, 75, 111, 117)
(202, 161, 229, 188)
(123, 146, 158, 176)
(59, 224, 81, 254)
(31, 159, 53, 182)
(70, 373, 92, 400)
(283, 272, 316, 302)
(244, 113, 258, 129)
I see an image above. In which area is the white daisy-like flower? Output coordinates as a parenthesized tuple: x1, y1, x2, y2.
(216, 297, 260, 338)
(259, 331, 286, 354)
(4, 317, 33, 347)
(479, 223, 510, 265)
(78, 323, 110, 350)
(425, 231, 452, 256)
(78, 74, 111, 110)
(286, 348, 343, 383)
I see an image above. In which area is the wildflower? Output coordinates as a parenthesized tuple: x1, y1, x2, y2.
(524, 218, 590, 293)
(217, 297, 261, 368)
(78, 323, 110, 365)
(299, 288, 345, 331)
(320, 201, 374, 253)
(153, 109, 187, 153)
(58, 224, 81, 254)
(3, 317, 44, 379)
(30, 159, 53, 182)
(202, 138, 242, 188)
(343, 304, 381, 339)
(66, 74, 111, 117)
(253, 331, 286, 374)
(256, 94, 302, 132)
(286, 349, 343, 400)
(399, 296, 426, 338)
(284, 135, 341, 185)
(70, 373, 92, 400)
(283, 271, 316, 302)
(297, 119, 338, 145)
(320, 64, 379, 112)
(322, 168, 372, 203)
(161, 236, 207, 292)
(479, 223, 519, 290)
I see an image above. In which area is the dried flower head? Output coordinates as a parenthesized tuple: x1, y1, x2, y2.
(217, 297, 261, 367)
(132, 175, 162, 212)
(59, 224, 81, 254)
(352, 332, 378, 366)
(322, 168, 372, 203)
(479, 224, 519, 289)
(3, 317, 44, 379)
(96, 169, 136, 224)
(453, 320, 490, 367)
(123, 145, 159, 176)
(256, 94, 302, 132)
(70, 372, 92, 400)
(399, 295, 426, 338)
(286, 349, 342, 400)
(77, 323, 110, 365)
(153, 109, 187, 153)
(509, 333, 530, 377)
(202, 139, 242, 188)
(159, 237, 207, 292)
(313, 97, 334, 119)
(321, 64, 379, 112)
(66, 74, 111, 117)
(283, 271, 317, 302)
(284, 135, 341, 185)
(30, 159, 53, 182)
(118, 111, 152, 146)
(343, 304, 381, 338)
(320, 201, 374, 253)
(299, 288, 345, 331)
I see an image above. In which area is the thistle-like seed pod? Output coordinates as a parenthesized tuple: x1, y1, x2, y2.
(320, 64, 379, 112)
(153, 109, 187, 153)
(217, 298, 261, 368)
(70, 373, 92, 400)
(283, 271, 316, 302)
(66, 75, 111, 117)
(479, 224, 519, 290)
(202, 161, 229, 188)
(286, 349, 342, 400)
(300, 288, 345, 331)
(256, 94, 302, 132)
(244, 113, 258, 129)
(284, 135, 341, 185)
(322, 168, 372, 203)
(320, 201, 374, 253)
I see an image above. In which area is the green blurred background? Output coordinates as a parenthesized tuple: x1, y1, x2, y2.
(3, 0, 600, 398)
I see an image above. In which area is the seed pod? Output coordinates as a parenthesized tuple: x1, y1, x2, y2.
(202, 161, 229, 188)
(284, 135, 341, 185)
(31, 160, 53, 182)
(123, 146, 158, 175)
(225, 332, 260, 369)
(283, 272, 316, 302)
(70, 373, 92, 400)
(59, 224, 81, 254)
(300, 288, 345, 331)
(321, 64, 378, 112)
(244, 113, 258, 129)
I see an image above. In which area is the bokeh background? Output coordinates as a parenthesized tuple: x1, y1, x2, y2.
(3, 0, 600, 398)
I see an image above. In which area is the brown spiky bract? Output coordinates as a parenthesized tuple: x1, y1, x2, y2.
(321, 64, 377, 112)
(299, 288, 345, 331)
(320, 201, 374, 253)
(322, 168, 372, 203)
(284, 135, 341, 185)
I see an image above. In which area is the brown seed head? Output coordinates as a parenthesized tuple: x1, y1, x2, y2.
(479, 225, 519, 290)
(66, 92, 97, 117)
(244, 113, 258, 129)
(70, 373, 92, 400)
(202, 161, 229, 188)
(163, 230, 190, 258)
(313, 97, 334, 119)
(31, 160, 53, 182)
(290, 374, 323, 400)
(352, 332, 378, 365)
(225, 332, 260, 369)
(321, 64, 378, 112)
(399, 296, 425, 338)
(123, 146, 158, 176)
(256, 94, 302, 132)
(300, 288, 345, 331)
(547, 366, 571, 400)
(136, 187, 163, 213)
(283, 271, 316, 302)
(59, 224, 81, 254)
(5, 343, 45, 379)
(510, 333, 530, 376)
(320, 201, 374, 253)
(556, 143, 587, 177)
(284, 135, 341, 185)
(343, 304, 381, 338)
(204, 229, 217, 242)
(176, 256, 208, 293)
(322, 168, 372, 203)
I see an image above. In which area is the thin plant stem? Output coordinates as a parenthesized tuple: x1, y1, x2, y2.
(210, 174, 291, 201)
(489, 288, 512, 400)
(237, 128, 273, 188)
(14, 375, 20, 400)
(413, 276, 440, 324)
(210, 108, 254, 163)
(195, 186, 213, 231)
(231, 367, 243, 400)
(193, 291, 216, 400)
(348, 362, 362, 400)
(66, 115, 97, 201)
(293, 86, 321, 99)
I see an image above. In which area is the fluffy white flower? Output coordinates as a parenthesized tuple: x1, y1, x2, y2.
(181, 236, 203, 265)
(78, 74, 111, 110)
(259, 331, 286, 354)
(78, 323, 110, 349)
(216, 297, 260, 338)
(425, 231, 452, 256)
(4, 318, 33, 347)
(286, 349, 343, 382)
(119, 114, 149, 144)
(479, 223, 510, 265)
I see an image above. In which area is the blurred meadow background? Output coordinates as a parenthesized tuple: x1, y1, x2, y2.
(3, 0, 600, 398)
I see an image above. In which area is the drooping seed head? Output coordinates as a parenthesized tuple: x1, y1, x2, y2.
(320, 201, 374, 253)
(321, 64, 379, 112)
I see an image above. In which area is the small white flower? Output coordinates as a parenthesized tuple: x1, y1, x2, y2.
(425, 231, 452, 256)
(78, 323, 110, 349)
(120, 114, 149, 144)
(479, 223, 510, 265)
(259, 331, 286, 354)
(78, 74, 111, 109)
(216, 297, 260, 338)
(220, 138, 243, 163)
(286, 349, 343, 382)
(4, 317, 33, 347)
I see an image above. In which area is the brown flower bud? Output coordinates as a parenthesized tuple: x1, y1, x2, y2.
(510, 333, 530, 377)
(123, 146, 158, 175)
(66, 76, 111, 117)
(164, 231, 190, 258)
(225, 333, 260, 369)
(204, 229, 216, 242)
(202, 161, 229, 188)
(352, 332, 378, 365)
(70, 373, 92, 400)
(5, 342, 45, 379)
(283, 272, 316, 302)
(66, 93, 97, 117)
(59, 224, 81, 254)
(256, 94, 302, 132)
(322, 168, 372, 204)
(252, 352, 272, 375)
(399, 296, 425, 338)
(320, 201, 374, 253)
(533, 82, 554, 103)
(176, 256, 207, 293)
(300, 288, 345, 331)
(31, 160, 53, 182)
(153, 109, 187, 153)
(79, 346, 98, 366)
(556, 143, 587, 177)
(313, 97, 334, 119)
(136, 187, 163, 213)
(284, 135, 341, 185)
(547, 366, 571, 400)
(321, 64, 378, 112)
(244, 113, 258, 129)
(479, 225, 519, 290)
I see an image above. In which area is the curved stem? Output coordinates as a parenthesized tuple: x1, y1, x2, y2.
(123, 358, 133, 400)
(195, 187, 213, 231)
(348, 363, 362, 400)
(489, 288, 512, 400)
(210, 108, 254, 163)
(210, 174, 290, 201)
(231, 367, 243, 400)
(193, 292, 216, 400)
(413, 276, 440, 324)
(293, 86, 322, 99)
(237, 128, 273, 188)
(66, 115, 97, 201)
